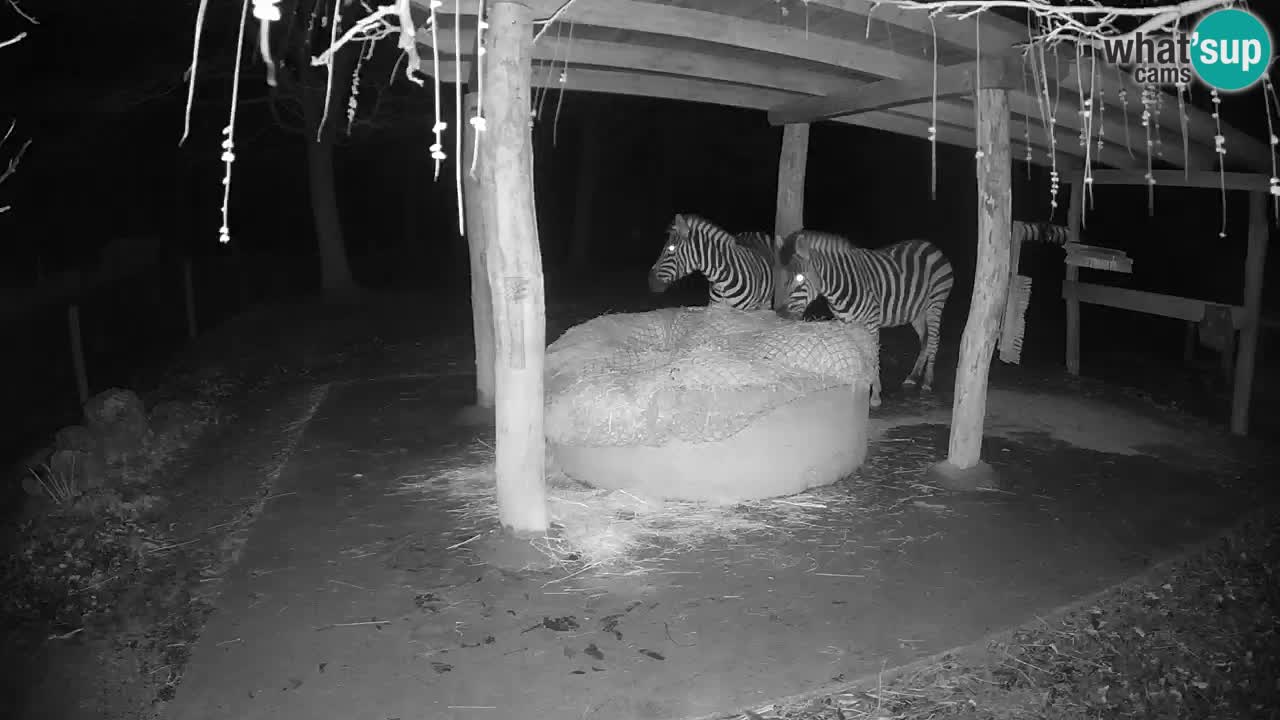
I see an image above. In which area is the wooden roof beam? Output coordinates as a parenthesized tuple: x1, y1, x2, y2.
(433, 0, 937, 80)
(420, 29, 1172, 169)
(801, 1, 1271, 170)
(768, 56, 1023, 125)
(423, 60, 1079, 172)
(418, 27, 864, 98)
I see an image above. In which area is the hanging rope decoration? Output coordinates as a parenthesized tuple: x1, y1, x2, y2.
(346, 39, 372, 136)
(974, 14, 985, 163)
(1084, 44, 1098, 210)
(1171, 24, 1191, 178)
(1210, 88, 1228, 238)
(316, 0, 343, 143)
(426, 0, 448, 177)
(1139, 84, 1156, 216)
(1263, 76, 1280, 220)
(1030, 33, 1060, 212)
(218, 0, 253, 246)
(1095, 69, 1106, 157)
(552, 22, 574, 146)
(180, 0, 211, 147)
(1117, 70, 1134, 160)
(453, 0, 464, 236)
(1020, 52, 1033, 175)
(928, 14, 938, 198)
(253, 0, 282, 87)
(1073, 41, 1093, 220)
(470, 0, 489, 178)
(1154, 85, 1166, 159)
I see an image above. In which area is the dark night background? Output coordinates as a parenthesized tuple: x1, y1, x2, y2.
(4, 1, 1280, 467)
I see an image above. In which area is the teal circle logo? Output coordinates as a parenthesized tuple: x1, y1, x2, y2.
(1191, 8, 1272, 92)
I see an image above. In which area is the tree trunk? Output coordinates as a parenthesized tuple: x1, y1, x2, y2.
(304, 135, 357, 296)
(568, 108, 604, 270)
(947, 88, 1012, 470)
(297, 28, 359, 299)
(482, 0, 548, 535)
(463, 90, 496, 409)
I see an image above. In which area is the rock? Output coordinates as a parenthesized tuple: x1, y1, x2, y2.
(83, 388, 153, 466)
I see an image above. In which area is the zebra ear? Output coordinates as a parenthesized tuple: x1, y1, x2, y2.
(778, 230, 801, 266)
(672, 214, 690, 236)
(792, 236, 811, 262)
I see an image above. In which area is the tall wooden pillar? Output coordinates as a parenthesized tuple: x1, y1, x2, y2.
(1064, 180, 1084, 375)
(946, 88, 1012, 472)
(480, 0, 548, 535)
(463, 89, 496, 409)
(773, 123, 809, 309)
(1230, 191, 1269, 435)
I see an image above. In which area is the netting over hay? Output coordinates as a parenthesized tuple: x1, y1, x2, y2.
(545, 306, 878, 447)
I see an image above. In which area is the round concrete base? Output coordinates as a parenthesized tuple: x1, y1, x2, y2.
(551, 386, 870, 504)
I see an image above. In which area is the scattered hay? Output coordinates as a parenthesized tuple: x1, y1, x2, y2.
(395, 430, 945, 573)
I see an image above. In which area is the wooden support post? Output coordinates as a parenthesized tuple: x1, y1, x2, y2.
(1230, 191, 1269, 435)
(67, 304, 89, 406)
(481, 0, 548, 535)
(183, 257, 198, 339)
(944, 88, 1012, 477)
(1064, 181, 1084, 375)
(773, 123, 809, 309)
(463, 88, 496, 409)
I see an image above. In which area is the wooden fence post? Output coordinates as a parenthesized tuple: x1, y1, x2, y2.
(1230, 191, 1269, 435)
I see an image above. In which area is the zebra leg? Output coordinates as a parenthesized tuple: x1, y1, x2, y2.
(869, 377, 882, 408)
(920, 302, 945, 393)
(903, 314, 929, 390)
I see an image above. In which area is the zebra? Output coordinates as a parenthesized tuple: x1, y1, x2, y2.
(1012, 220, 1071, 246)
(647, 213, 779, 311)
(778, 229, 955, 408)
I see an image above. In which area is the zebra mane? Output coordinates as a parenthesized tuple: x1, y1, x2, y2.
(732, 230, 777, 260)
(778, 229, 857, 267)
(671, 213, 735, 243)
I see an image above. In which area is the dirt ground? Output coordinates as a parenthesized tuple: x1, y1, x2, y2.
(3, 285, 1277, 720)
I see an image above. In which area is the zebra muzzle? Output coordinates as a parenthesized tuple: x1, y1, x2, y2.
(647, 272, 669, 293)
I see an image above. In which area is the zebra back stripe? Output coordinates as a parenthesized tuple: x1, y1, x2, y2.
(1013, 220, 1071, 246)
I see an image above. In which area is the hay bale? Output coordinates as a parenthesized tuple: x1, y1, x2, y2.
(544, 306, 878, 503)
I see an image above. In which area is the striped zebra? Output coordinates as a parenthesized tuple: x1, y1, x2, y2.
(647, 213, 778, 311)
(778, 230, 955, 407)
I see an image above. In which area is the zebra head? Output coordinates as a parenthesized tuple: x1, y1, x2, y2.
(777, 230, 845, 319)
(648, 213, 699, 293)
